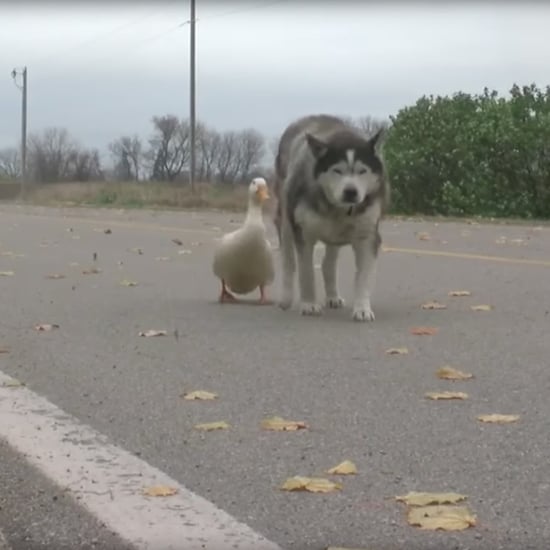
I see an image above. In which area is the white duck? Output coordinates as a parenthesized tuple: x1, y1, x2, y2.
(212, 177, 275, 304)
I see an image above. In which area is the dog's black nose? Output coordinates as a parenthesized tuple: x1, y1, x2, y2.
(342, 186, 358, 203)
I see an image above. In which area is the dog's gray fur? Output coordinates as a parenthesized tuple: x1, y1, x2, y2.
(273, 114, 390, 321)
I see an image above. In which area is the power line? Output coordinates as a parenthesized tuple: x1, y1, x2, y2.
(28, 0, 180, 67)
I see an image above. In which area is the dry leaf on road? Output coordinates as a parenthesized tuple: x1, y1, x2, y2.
(182, 390, 218, 401)
(120, 279, 138, 287)
(407, 505, 476, 531)
(82, 267, 101, 275)
(416, 232, 431, 241)
(477, 414, 520, 424)
(327, 460, 357, 475)
(129, 247, 144, 255)
(0, 271, 14, 277)
(138, 330, 168, 337)
(396, 491, 467, 506)
(1, 377, 25, 388)
(421, 301, 447, 310)
(34, 324, 60, 331)
(178, 249, 192, 255)
(0, 347, 9, 354)
(261, 416, 308, 431)
(470, 304, 493, 311)
(410, 326, 439, 336)
(280, 476, 342, 493)
(386, 347, 409, 355)
(143, 485, 178, 497)
(425, 391, 469, 400)
(194, 421, 230, 431)
(448, 290, 471, 297)
(436, 366, 474, 380)
(172, 238, 183, 246)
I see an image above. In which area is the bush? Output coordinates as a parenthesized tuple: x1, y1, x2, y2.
(384, 83, 550, 219)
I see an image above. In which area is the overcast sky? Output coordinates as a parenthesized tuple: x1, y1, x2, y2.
(1, 1, 549, 161)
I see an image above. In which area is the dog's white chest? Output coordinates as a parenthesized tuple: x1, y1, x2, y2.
(295, 205, 366, 245)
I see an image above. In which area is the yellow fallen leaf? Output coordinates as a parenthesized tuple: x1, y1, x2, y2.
(407, 505, 476, 531)
(138, 330, 168, 337)
(45, 274, 66, 279)
(120, 279, 138, 287)
(1, 377, 25, 388)
(386, 347, 409, 355)
(82, 267, 101, 275)
(261, 416, 308, 431)
(425, 391, 468, 400)
(327, 460, 357, 475)
(34, 323, 60, 331)
(448, 290, 471, 297)
(280, 476, 342, 493)
(182, 390, 218, 401)
(477, 414, 520, 424)
(470, 304, 492, 311)
(0, 271, 14, 277)
(396, 491, 467, 506)
(410, 326, 439, 336)
(436, 366, 474, 380)
(194, 421, 230, 431)
(417, 232, 431, 241)
(421, 301, 447, 310)
(143, 485, 178, 497)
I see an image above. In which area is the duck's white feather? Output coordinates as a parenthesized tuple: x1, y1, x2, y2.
(212, 192, 275, 295)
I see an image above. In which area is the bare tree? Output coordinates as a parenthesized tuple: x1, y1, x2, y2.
(235, 128, 265, 182)
(147, 115, 189, 181)
(196, 122, 221, 182)
(354, 115, 390, 137)
(215, 131, 242, 183)
(27, 127, 76, 182)
(27, 127, 104, 183)
(0, 148, 20, 179)
(66, 149, 104, 181)
(108, 135, 143, 181)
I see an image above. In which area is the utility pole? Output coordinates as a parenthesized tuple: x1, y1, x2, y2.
(189, 0, 196, 193)
(11, 66, 28, 198)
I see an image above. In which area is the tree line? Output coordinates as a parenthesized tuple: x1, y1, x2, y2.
(2, 82, 550, 219)
(0, 115, 386, 186)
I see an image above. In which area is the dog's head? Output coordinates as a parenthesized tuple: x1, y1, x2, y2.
(306, 129, 385, 209)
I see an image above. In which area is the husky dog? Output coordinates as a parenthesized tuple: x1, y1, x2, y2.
(273, 114, 389, 322)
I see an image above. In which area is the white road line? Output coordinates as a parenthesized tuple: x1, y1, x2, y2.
(0, 371, 282, 550)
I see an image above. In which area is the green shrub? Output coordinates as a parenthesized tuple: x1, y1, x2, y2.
(384, 83, 550, 219)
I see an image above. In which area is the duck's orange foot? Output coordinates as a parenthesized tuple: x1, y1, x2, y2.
(258, 285, 272, 305)
(219, 280, 239, 303)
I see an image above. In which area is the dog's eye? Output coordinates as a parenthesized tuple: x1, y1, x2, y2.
(333, 168, 343, 175)
(357, 168, 368, 175)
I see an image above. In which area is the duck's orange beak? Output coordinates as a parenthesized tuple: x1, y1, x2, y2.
(256, 186, 270, 202)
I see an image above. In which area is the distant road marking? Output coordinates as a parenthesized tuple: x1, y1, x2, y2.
(3, 208, 550, 268)
(0, 371, 282, 550)
(383, 246, 550, 268)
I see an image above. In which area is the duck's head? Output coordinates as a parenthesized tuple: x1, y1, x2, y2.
(248, 177, 270, 206)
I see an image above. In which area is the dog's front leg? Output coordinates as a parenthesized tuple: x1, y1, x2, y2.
(322, 244, 345, 308)
(296, 239, 322, 316)
(279, 217, 296, 310)
(351, 236, 379, 322)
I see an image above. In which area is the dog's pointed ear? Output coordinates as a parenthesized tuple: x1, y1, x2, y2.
(367, 127, 386, 153)
(306, 133, 328, 159)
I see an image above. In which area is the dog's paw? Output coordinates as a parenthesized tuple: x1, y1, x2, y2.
(352, 304, 375, 322)
(326, 296, 345, 309)
(300, 302, 323, 316)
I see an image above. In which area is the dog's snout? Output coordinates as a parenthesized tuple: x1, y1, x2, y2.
(342, 186, 358, 203)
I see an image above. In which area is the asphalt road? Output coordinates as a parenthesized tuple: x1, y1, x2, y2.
(1, 203, 549, 550)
